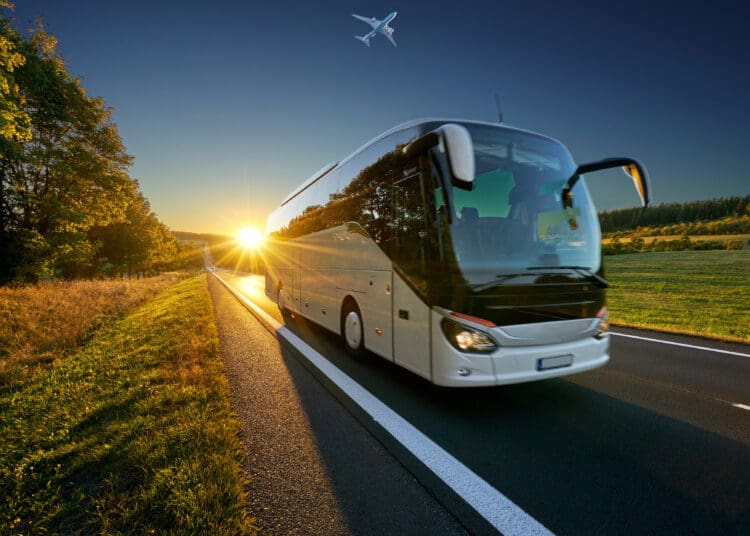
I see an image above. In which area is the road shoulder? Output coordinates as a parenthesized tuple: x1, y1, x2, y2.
(207, 276, 468, 535)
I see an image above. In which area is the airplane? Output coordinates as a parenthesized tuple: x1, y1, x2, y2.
(352, 12, 397, 47)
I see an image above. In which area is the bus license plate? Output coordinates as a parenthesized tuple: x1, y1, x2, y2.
(537, 354, 573, 371)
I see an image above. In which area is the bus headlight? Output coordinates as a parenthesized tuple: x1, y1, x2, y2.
(441, 318, 497, 354)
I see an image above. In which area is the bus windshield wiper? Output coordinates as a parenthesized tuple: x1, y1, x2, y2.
(471, 273, 533, 292)
(525, 265, 609, 288)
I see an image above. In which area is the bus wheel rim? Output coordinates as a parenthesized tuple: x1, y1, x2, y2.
(344, 311, 361, 349)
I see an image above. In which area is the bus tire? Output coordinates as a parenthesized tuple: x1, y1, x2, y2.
(341, 299, 366, 359)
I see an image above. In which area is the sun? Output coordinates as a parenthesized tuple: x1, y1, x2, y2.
(237, 227, 264, 249)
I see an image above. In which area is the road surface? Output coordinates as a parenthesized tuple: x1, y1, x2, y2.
(211, 269, 750, 535)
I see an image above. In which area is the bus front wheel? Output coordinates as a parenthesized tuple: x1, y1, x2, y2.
(341, 300, 366, 359)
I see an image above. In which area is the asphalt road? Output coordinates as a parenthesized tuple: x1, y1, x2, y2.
(207, 275, 469, 535)
(213, 270, 750, 535)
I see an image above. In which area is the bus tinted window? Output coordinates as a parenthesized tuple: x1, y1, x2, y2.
(393, 173, 428, 293)
(337, 132, 418, 252)
(453, 169, 515, 218)
(315, 168, 340, 207)
(271, 127, 418, 244)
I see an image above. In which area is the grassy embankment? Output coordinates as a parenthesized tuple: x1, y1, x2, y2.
(605, 250, 750, 343)
(0, 275, 257, 534)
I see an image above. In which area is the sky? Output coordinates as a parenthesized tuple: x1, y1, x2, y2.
(8, 1, 750, 235)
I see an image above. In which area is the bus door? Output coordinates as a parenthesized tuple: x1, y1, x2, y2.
(392, 171, 432, 380)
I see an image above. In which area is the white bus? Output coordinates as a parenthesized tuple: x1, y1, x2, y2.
(264, 119, 649, 386)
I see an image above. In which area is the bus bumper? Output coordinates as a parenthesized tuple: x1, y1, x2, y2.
(431, 314, 610, 387)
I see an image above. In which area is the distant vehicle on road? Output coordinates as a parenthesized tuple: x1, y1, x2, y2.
(264, 118, 649, 386)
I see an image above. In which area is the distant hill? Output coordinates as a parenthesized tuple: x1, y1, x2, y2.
(172, 231, 232, 244)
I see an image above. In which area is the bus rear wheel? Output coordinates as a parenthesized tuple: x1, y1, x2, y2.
(278, 288, 292, 321)
(341, 300, 366, 359)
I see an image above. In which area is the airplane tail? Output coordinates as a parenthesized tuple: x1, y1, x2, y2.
(354, 34, 370, 47)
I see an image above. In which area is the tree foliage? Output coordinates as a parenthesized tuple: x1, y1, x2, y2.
(0, 2, 30, 143)
(599, 195, 750, 233)
(0, 8, 179, 283)
(603, 235, 747, 256)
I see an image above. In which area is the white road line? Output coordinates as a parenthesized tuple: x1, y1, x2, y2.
(733, 403, 750, 412)
(610, 331, 750, 358)
(211, 272, 553, 536)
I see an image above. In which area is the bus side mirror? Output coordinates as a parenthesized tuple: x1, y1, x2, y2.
(403, 124, 475, 185)
(570, 157, 651, 207)
(440, 124, 475, 186)
(622, 162, 649, 207)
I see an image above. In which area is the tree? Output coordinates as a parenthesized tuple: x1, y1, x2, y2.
(0, 2, 31, 143)
(89, 193, 179, 278)
(0, 11, 177, 283)
(599, 196, 750, 233)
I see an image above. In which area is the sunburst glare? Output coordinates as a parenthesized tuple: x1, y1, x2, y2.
(237, 227, 264, 249)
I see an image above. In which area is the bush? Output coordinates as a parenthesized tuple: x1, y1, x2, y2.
(603, 236, 746, 255)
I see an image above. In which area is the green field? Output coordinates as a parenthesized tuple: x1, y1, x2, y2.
(0, 276, 257, 535)
(605, 250, 750, 343)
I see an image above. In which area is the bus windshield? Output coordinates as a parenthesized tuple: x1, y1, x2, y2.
(447, 125, 601, 286)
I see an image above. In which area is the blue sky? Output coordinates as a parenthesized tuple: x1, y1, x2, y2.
(9, 1, 749, 234)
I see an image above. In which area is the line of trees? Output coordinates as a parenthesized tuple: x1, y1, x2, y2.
(603, 235, 746, 256)
(598, 195, 750, 233)
(604, 215, 750, 240)
(0, 4, 182, 284)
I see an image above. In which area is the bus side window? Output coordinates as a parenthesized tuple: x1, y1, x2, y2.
(393, 173, 428, 293)
(425, 155, 447, 263)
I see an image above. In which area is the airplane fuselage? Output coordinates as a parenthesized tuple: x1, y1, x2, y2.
(353, 11, 398, 47)
(376, 12, 397, 32)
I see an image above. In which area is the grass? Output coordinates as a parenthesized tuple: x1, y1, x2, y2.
(0, 275, 182, 387)
(0, 274, 257, 535)
(605, 250, 750, 343)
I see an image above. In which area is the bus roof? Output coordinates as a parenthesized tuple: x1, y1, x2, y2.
(281, 160, 338, 206)
(337, 117, 560, 168)
(281, 118, 560, 206)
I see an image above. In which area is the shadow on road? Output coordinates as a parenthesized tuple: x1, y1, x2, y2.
(278, 313, 750, 536)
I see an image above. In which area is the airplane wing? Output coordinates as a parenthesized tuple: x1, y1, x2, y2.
(354, 32, 372, 47)
(383, 27, 397, 47)
(352, 13, 379, 28)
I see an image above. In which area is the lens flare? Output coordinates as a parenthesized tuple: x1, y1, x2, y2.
(237, 227, 263, 249)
